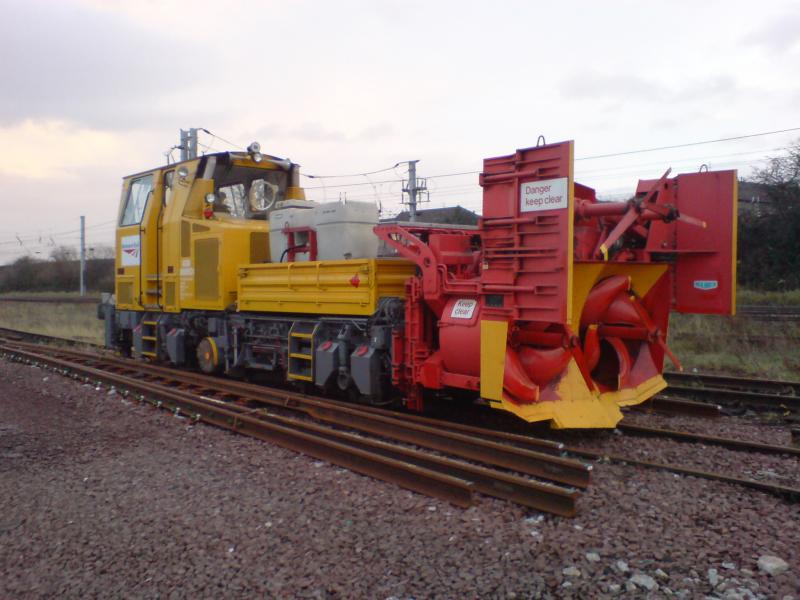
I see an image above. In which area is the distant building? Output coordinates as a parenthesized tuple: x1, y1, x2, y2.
(738, 181, 772, 205)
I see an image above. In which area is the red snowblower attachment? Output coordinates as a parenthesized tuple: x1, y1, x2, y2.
(376, 140, 737, 428)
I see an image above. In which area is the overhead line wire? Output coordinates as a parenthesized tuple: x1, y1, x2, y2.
(575, 127, 800, 161)
(304, 126, 799, 190)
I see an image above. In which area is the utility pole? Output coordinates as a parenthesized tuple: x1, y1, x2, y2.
(79, 215, 86, 296)
(402, 160, 427, 222)
(179, 128, 199, 161)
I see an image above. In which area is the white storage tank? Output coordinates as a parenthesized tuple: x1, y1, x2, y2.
(314, 200, 379, 260)
(269, 200, 316, 262)
(268, 200, 379, 262)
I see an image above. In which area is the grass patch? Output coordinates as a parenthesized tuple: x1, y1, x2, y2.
(668, 312, 800, 380)
(737, 288, 800, 306)
(0, 301, 103, 344)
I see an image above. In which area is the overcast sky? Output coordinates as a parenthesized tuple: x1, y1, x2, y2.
(1, 0, 798, 263)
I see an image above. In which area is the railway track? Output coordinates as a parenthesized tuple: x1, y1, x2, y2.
(0, 341, 586, 517)
(0, 295, 99, 304)
(617, 423, 800, 457)
(664, 371, 800, 397)
(1, 335, 798, 506)
(633, 371, 800, 419)
(0, 327, 100, 349)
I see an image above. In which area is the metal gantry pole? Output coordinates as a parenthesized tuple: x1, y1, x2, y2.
(79, 215, 86, 296)
(401, 160, 427, 222)
(179, 128, 199, 161)
(407, 160, 418, 222)
(179, 129, 189, 161)
(187, 128, 198, 159)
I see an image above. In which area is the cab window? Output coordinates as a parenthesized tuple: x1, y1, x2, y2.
(120, 174, 154, 225)
(216, 183, 247, 217)
(210, 159, 288, 219)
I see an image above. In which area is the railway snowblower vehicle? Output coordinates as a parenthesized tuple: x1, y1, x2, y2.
(99, 138, 737, 428)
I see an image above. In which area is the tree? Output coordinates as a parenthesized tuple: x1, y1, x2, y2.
(49, 245, 79, 290)
(738, 140, 800, 290)
(49, 246, 78, 262)
(2, 256, 41, 291)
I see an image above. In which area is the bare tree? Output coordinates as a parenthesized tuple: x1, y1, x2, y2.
(739, 140, 800, 290)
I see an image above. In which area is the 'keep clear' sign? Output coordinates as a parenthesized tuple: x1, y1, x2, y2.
(520, 177, 569, 212)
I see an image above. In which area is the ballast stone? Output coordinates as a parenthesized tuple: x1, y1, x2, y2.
(757, 555, 789, 576)
(630, 573, 658, 591)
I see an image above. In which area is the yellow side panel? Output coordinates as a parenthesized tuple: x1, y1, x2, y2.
(479, 320, 507, 401)
(237, 258, 415, 316)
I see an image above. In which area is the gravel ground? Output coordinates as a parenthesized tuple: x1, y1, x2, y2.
(1, 358, 799, 599)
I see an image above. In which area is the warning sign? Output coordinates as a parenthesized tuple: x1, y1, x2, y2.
(520, 177, 569, 213)
(451, 298, 477, 319)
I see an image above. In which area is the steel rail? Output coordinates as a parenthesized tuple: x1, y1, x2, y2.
(617, 423, 800, 457)
(565, 446, 800, 501)
(641, 396, 723, 417)
(0, 345, 582, 515)
(0, 327, 99, 349)
(439, 422, 800, 501)
(662, 384, 800, 412)
(5, 342, 590, 489)
(339, 402, 800, 502)
(1, 346, 475, 508)
(664, 371, 800, 397)
(236, 404, 580, 516)
(0, 295, 98, 304)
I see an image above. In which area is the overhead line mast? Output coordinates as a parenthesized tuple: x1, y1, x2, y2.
(401, 160, 428, 221)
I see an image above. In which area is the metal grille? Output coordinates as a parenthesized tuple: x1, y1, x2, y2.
(194, 238, 219, 300)
(165, 281, 176, 307)
(181, 220, 190, 257)
(250, 232, 269, 263)
(118, 282, 133, 305)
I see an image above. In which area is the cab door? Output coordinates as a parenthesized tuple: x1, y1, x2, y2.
(116, 172, 163, 310)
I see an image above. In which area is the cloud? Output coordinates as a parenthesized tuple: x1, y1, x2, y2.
(744, 11, 800, 52)
(287, 123, 348, 143)
(0, 0, 220, 129)
(560, 73, 669, 101)
(560, 72, 739, 104)
(356, 122, 396, 141)
(0, 120, 121, 179)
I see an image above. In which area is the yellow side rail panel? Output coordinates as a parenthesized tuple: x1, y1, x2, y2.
(480, 319, 508, 401)
(237, 258, 415, 316)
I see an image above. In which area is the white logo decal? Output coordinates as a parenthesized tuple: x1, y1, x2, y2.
(693, 280, 719, 290)
(451, 298, 478, 319)
(121, 235, 141, 266)
(520, 177, 569, 212)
